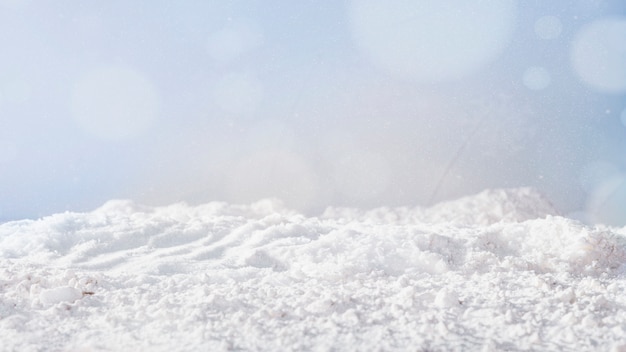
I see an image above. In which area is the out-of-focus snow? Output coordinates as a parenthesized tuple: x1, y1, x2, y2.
(571, 18, 626, 93)
(324, 187, 559, 226)
(1, 188, 626, 351)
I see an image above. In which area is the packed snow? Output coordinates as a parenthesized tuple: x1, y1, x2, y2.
(2, 188, 626, 351)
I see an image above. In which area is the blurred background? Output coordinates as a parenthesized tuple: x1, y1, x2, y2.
(1, 0, 625, 225)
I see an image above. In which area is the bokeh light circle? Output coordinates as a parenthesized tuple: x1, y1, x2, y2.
(579, 161, 619, 194)
(70, 66, 159, 141)
(0, 0, 30, 10)
(226, 151, 319, 211)
(586, 174, 626, 226)
(349, 0, 517, 82)
(206, 22, 264, 63)
(3, 78, 31, 104)
(333, 151, 391, 202)
(213, 72, 264, 115)
(534, 16, 562, 40)
(522, 67, 551, 90)
(0, 141, 17, 163)
(571, 18, 626, 93)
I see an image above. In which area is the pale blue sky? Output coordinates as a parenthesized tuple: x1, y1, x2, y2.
(1, 1, 626, 224)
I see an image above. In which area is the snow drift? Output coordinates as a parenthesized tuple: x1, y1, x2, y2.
(1, 188, 626, 351)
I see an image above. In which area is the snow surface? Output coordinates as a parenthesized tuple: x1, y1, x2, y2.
(2, 188, 626, 351)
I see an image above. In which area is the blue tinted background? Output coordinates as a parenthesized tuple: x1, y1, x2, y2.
(1, 1, 625, 224)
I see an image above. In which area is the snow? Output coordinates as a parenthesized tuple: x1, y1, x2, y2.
(39, 286, 83, 306)
(2, 188, 626, 351)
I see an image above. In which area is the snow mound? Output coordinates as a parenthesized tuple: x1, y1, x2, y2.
(1, 188, 626, 351)
(424, 187, 559, 225)
(322, 187, 559, 226)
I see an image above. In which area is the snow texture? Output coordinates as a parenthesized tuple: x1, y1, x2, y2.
(1, 188, 626, 351)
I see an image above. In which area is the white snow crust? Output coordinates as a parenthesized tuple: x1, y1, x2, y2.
(2, 188, 626, 351)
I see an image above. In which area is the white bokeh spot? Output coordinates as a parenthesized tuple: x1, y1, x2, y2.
(226, 151, 319, 210)
(206, 21, 264, 63)
(0, 0, 30, 9)
(349, 0, 517, 82)
(522, 67, 551, 90)
(0, 140, 17, 163)
(1, 75, 32, 104)
(70, 66, 159, 141)
(579, 160, 619, 193)
(571, 18, 626, 93)
(586, 173, 626, 226)
(213, 72, 264, 115)
(534, 16, 562, 40)
(333, 151, 391, 202)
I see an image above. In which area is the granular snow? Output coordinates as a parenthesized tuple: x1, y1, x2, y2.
(1, 188, 625, 351)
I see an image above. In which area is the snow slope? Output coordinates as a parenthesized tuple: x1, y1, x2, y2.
(1, 188, 626, 351)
